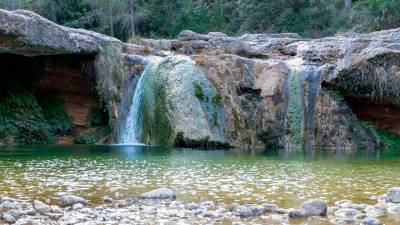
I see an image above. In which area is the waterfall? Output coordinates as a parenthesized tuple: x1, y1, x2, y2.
(284, 70, 304, 150)
(285, 59, 322, 151)
(118, 59, 150, 144)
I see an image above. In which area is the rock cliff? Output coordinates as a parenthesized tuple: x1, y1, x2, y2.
(0, 9, 399, 150)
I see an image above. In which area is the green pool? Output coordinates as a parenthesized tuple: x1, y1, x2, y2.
(0, 145, 400, 225)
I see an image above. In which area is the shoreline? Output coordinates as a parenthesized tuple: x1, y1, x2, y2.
(1, 188, 399, 225)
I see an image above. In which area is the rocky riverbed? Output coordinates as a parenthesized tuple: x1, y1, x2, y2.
(1, 187, 400, 225)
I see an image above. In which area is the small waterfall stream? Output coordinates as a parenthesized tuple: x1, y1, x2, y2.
(285, 59, 322, 151)
(118, 59, 150, 144)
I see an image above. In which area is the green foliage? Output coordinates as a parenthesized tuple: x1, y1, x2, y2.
(212, 94, 222, 106)
(174, 131, 231, 149)
(194, 82, 207, 101)
(1, 0, 399, 40)
(362, 122, 400, 148)
(0, 88, 73, 144)
(212, 112, 219, 127)
(75, 126, 111, 144)
(257, 129, 282, 149)
(38, 94, 73, 135)
(87, 106, 109, 128)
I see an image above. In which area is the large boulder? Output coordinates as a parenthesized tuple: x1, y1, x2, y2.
(0, 9, 121, 56)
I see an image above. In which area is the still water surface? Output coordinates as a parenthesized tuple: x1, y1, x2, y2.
(0, 145, 399, 210)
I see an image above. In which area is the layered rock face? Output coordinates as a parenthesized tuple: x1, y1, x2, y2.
(133, 30, 400, 150)
(0, 9, 399, 149)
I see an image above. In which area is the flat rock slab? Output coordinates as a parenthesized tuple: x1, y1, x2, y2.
(139, 187, 176, 199)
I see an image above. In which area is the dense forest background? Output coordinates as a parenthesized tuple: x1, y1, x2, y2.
(1, 0, 399, 41)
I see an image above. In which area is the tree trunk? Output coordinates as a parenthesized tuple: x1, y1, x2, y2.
(344, 0, 352, 7)
(108, 3, 114, 37)
(129, 0, 135, 37)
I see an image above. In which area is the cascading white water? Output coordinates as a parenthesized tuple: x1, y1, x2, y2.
(118, 60, 149, 144)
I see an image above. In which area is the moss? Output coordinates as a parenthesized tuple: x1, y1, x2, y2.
(141, 64, 174, 145)
(257, 128, 283, 149)
(75, 126, 111, 144)
(87, 106, 109, 128)
(212, 94, 222, 106)
(38, 94, 74, 135)
(362, 122, 400, 148)
(0, 88, 62, 144)
(174, 131, 232, 149)
(194, 81, 207, 101)
(212, 112, 219, 127)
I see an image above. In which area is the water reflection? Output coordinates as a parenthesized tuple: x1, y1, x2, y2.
(0, 145, 399, 209)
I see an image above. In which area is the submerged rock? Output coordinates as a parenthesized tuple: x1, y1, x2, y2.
(300, 199, 327, 216)
(387, 204, 400, 214)
(139, 187, 176, 199)
(361, 217, 381, 225)
(60, 195, 88, 208)
(385, 187, 400, 203)
(365, 205, 386, 217)
(334, 208, 360, 222)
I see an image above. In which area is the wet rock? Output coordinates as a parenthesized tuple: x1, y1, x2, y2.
(335, 208, 360, 222)
(335, 199, 352, 207)
(269, 214, 289, 222)
(385, 187, 400, 203)
(103, 196, 114, 204)
(262, 203, 278, 212)
(202, 201, 215, 208)
(185, 203, 202, 210)
(2, 212, 16, 223)
(387, 204, 400, 214)
(60, 195, 88, 208)
(365, 205, 385, 217)
(276, 208, 288, 214)
(232, 205, 254, 217)
(0, 200, 20, 211)
(360, 217, 381, 225)
(249, 205, 266, 216)
(352, 203, 369, 210)
(50, 205, 63, 214)
(355, 213, 368, 220)
(33, 200, 51, 214)
(7, 209, 23, 219)
(288, 208, 305, 219)
(200, 211, 217, 217)
(0, 197, 18, 203)
(300, 199, 327, 216)
(139, 187, 176, 200)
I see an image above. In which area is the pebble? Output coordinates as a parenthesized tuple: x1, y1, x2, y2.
(0, 187, 399, 224)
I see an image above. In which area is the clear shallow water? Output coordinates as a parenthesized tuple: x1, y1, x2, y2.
(0, 145, 399, 209)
